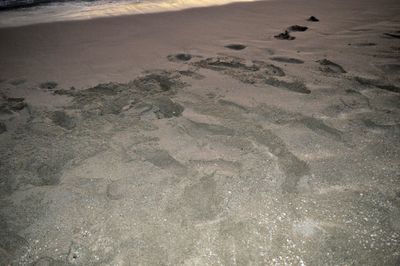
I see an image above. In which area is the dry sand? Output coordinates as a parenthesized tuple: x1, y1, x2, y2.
(1, 0, 400, 264)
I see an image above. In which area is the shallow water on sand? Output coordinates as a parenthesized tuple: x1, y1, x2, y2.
(0, 0, 257, 27)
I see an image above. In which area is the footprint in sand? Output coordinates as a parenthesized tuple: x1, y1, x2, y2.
(254, 60, 286, 76)
(270, 56, 304, 64)
(151, 96, 184, 119)
(378, 63, 400, 75)
(224, 44, 247, 50)
(352, 42, 376, 47)
(9, 78, 26, 86)
(317, 59, 346, 74)
(0, 97, 27, 113)
(0, 230, 29, 265)
(383, 31, 400, 39)
(135, 148, 187, 176)
(167, 53, 192, 62)
(287, 25, 308, 32)
(180, 174, 223, 221)
(193, 56, 287, 84)
(354, 76, 400, 93)
(50, 110, 76, 130)
(265, 77, 311, 94)
(39, 81, 58, 90)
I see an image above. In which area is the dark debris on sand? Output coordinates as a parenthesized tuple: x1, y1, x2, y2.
(225, 44, 247, 50)
(274, 31, 295, 40)
(287, 25, 308, 32)
(307, 16, 319, 22)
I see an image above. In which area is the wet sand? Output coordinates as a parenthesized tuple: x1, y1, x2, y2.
(1, 0, 400, 264)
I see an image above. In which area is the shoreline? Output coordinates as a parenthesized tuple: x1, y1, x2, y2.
(0, 0, 259, 28)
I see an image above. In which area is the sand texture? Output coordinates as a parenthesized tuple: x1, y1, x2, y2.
(0, 0, 400, 264)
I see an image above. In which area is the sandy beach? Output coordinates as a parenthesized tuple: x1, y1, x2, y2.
(1, 0, 400, 264)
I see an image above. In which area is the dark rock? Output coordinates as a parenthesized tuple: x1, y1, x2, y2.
(307, 16, 319, 22)
(274, 31, 295, 40)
